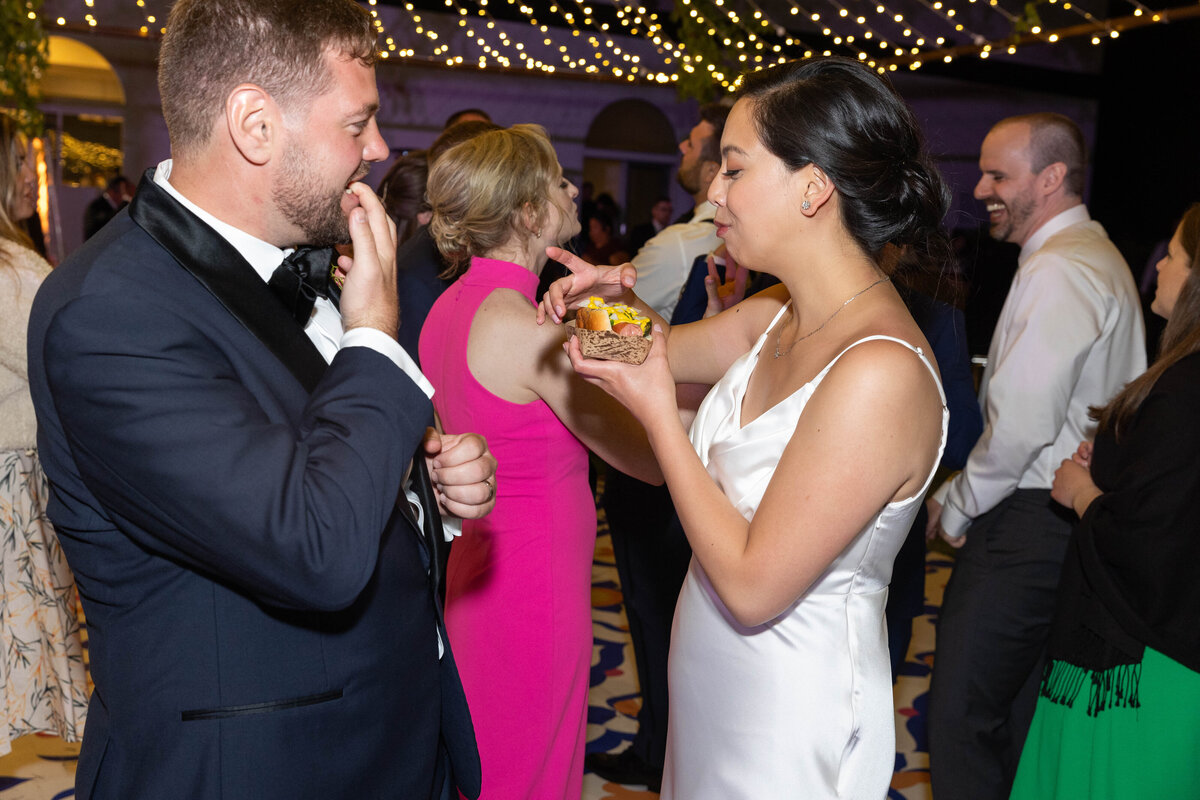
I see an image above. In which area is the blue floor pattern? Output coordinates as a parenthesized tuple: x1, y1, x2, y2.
(0, 529, 951, 800)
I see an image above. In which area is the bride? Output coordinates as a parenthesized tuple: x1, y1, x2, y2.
(541, 57, 951, 798)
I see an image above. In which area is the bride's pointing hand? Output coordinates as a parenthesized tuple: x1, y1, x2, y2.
(537, 247, 637, 325)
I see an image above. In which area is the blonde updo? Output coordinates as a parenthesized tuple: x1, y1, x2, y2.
(427, 123, 561, 279)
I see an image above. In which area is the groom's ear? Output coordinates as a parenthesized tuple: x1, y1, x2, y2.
(226, 84, 278, 167)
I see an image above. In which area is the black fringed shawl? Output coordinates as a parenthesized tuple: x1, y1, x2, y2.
(1040, 352, 1200, 715)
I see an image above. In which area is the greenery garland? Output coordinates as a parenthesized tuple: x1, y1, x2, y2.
(1, 0, 49, 136)
(670, 2, 743, 102)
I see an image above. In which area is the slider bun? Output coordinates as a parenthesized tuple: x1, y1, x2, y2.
(575, 307, 613, 332)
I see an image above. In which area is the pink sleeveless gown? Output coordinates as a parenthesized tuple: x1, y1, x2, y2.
(420, 257, 595, 799)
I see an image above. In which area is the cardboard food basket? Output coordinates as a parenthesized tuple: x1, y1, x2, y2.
(567, 320, 652, 365)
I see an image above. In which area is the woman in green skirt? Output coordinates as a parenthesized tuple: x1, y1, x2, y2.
(1010, 203, 1200, 799)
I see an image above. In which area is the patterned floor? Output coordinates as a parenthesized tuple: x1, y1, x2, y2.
(0, 523, 952, 800)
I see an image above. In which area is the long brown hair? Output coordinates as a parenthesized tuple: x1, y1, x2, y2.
(1, 115, 33, 248)
(1093, 203, 1200, 437)
(377, 150, 429, 248)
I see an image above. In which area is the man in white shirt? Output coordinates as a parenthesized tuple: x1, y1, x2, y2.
(926, 113, 1146, 800)
(27, 1, 492, 797)
(628, 103, 729, 320)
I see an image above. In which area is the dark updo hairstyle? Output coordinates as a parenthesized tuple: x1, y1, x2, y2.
(377, 150, 429, 247)
(737, 57, 951, 276)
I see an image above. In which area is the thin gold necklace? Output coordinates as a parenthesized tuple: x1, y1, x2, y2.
(773, 276, 891, 359)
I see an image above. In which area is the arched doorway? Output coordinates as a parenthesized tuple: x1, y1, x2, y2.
(583, 99, 679, 240)
(36, 36, 128, 259)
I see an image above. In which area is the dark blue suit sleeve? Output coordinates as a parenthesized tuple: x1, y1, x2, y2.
(670, 254, 722, 325)
(396, 227, 450, 367)
(42, 292, 430, 611)
(922, 300, 983, 470)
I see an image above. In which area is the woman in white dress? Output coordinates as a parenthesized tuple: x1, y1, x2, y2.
(541, 57, 951, 798)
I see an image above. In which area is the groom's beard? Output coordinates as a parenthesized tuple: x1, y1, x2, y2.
(274, 143, 369, 247)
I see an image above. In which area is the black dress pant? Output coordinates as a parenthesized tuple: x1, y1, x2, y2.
(928, 489, 1074, 800)
(601, 468, 692, 770)
(885, 503, 930, 680)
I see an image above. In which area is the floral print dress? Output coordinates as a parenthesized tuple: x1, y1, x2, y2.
(1, 241, 88, 755)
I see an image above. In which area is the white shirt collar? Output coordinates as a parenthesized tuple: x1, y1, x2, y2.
(153, 159, 288, 284)
(689, 201, 718, 224)
(1020, 204, 1090, 265)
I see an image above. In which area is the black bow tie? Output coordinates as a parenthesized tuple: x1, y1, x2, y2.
(268, 246, 339, 325)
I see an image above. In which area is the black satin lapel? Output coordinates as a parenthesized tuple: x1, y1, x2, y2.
(127, 170, 327, 394)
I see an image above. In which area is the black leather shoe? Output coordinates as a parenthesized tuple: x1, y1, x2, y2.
(586, 748, 663, 792)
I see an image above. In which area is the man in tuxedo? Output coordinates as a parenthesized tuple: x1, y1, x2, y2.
(27, 1, 492, 797)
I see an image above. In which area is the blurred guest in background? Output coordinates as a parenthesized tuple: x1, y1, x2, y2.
(394, 119, 501, 365)
(1, 115, 88, 757)
(885, 278, 983, 679)
(629, 195, 672, 254)
(443, 108, 491, 129)
(378, 149, 430, 247)
(582, 209, 629, 266)
(82, 174, 133, 240)
(586, 101, 729, 792)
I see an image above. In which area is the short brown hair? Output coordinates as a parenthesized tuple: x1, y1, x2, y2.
(697, 102, 730, 165)
(427, 124, 561, 279)
(158, 0, 377, 154)
(996, 112, 1087, 197)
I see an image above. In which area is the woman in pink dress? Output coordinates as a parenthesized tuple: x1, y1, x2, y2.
(419, 124, 661, 799)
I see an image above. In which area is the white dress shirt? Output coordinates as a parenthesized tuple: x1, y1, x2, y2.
(934, 204, 1146, 538)
(631, 201, 720, 320)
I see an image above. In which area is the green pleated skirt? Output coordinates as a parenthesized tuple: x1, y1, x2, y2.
(1010, 646, 1200, 800)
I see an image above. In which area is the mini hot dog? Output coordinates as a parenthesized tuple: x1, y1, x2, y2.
(575, 297, 650, 337)
(569, 297, 653, 365)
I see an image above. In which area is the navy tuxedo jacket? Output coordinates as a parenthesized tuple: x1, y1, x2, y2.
(26, 174, 480, 799)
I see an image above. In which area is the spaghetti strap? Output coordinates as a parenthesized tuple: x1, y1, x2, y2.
(750, 301, 795, 359)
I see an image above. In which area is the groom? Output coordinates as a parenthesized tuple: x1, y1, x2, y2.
(26, 0, 492, 797)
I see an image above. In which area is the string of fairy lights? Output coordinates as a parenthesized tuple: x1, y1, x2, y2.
(43, 0, 1196, 87)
